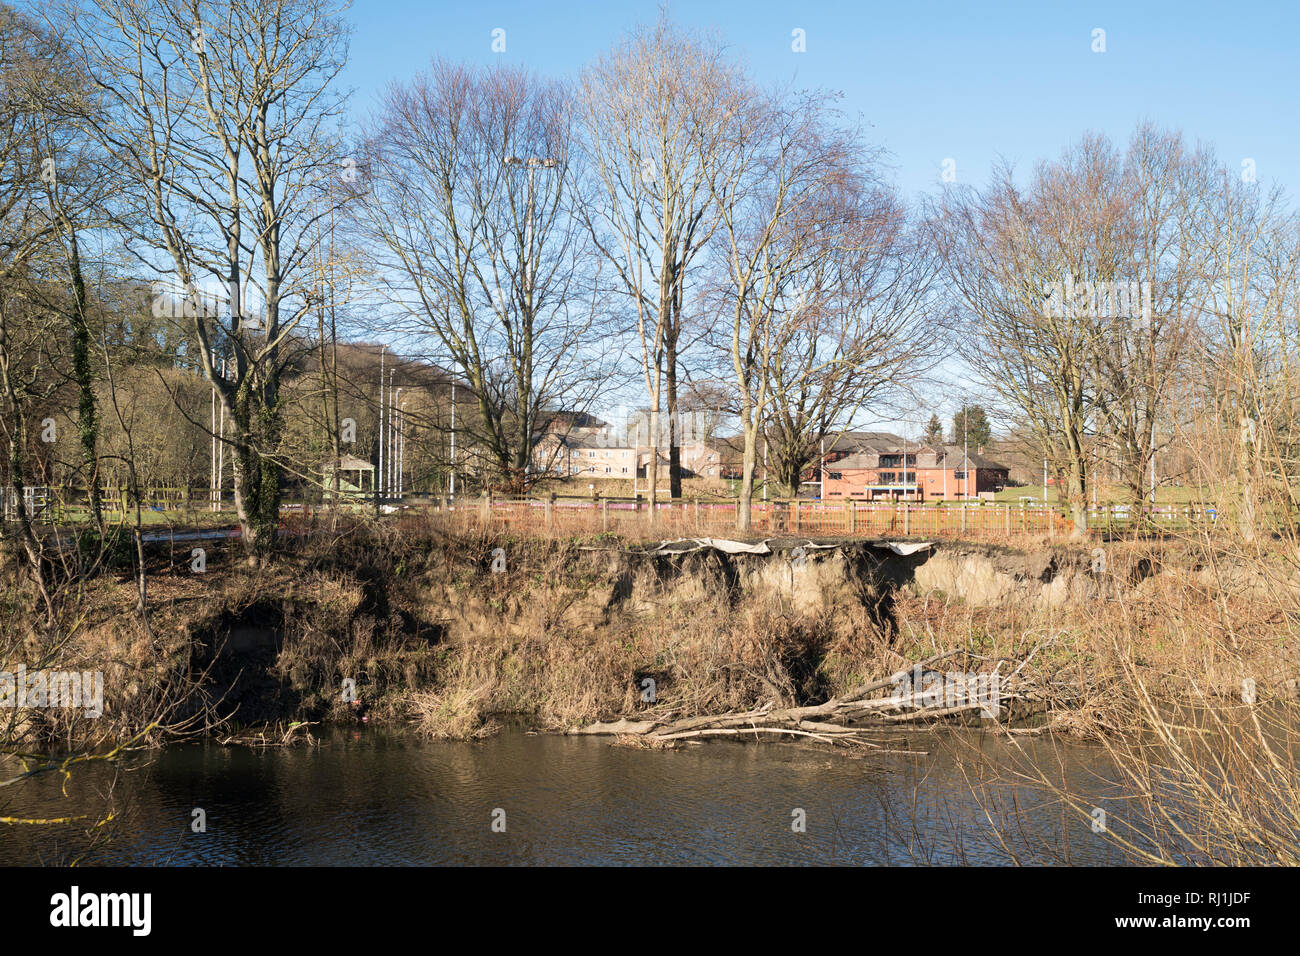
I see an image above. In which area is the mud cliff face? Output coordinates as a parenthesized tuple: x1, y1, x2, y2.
(602, 540, 1117, 618)
(606, 543, 895, 619)
(908, 546, 1101, 608)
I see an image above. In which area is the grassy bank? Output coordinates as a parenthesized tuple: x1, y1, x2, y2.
(6, 520, 1298, 750)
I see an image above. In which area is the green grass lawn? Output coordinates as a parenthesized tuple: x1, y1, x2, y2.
(53, 506, 237, 528)
(993, 484, 1212, 507)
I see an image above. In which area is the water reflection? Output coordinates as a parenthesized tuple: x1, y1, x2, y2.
(1, 730, 1131, 865)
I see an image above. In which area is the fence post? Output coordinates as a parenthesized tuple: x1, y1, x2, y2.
(1005, 504, 1010, 535)
(545, 493, 555, 530)
(792, 499, 800, 533)
(693, 497, 700, 530)
(903, 495, 909, 535)
(601, 497, 609, 533)
(480, 491, 490, 524)
(847, 499, 855, 535)
(961, 499, 967, 536)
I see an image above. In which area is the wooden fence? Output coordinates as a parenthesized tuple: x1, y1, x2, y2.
(406, 495, 1074, 540)
(25, 486, 1225, 541)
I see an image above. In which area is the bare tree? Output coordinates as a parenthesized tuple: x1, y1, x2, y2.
(1090, 125, 1205, 517)
(758, 180, 940, 497)
(701, 87, 876, 530)
(61, 0, 351, 562)
(1188, 164, 1300, 542)
(0, 3, 67, 619)
(575, 14, 741, 504)
(354, 61, 611, 494)
(932, 136, 1132, 538)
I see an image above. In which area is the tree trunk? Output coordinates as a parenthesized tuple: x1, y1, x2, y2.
(61, 220, 103, 532)
(1239, 413, 1257, 543)
(1, 403, 54, 622)
(666, 321, 681, 500)
(736, 412, 758, 532)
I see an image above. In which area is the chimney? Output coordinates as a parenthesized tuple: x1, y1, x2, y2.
(977, 445, 984, 456)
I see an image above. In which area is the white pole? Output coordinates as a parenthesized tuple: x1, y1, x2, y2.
(391, 382, 402, 496)
(450, 380, 456, 501)
(388, 371, 396, 495)
(379, 348, 386, 499)
(217, 358, 226, 510)
(210, 369, 216, 511)
(819, 437, 825, 499)
(398, 400, 407, 496)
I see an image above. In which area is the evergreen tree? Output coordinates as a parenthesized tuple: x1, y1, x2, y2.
(923, 413, 944, 446)
(952, 405, 992, 449)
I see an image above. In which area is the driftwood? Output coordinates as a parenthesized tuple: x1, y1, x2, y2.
(569, 646, 1029, 749)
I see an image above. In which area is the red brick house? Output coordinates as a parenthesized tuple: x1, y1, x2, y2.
(821, 443, 1009, 501)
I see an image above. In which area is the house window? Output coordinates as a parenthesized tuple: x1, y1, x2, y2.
(880, 455, 916, 468)
(829, 472, 842, 480)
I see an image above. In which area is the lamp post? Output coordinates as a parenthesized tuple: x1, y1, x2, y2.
(392, 388, 403, 497)
(378, 346, 386, 504)
(449, 379, 456, 501)
(398, 399, 407, 496)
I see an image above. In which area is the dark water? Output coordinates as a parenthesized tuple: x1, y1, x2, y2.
(1, 730, 1131, 865)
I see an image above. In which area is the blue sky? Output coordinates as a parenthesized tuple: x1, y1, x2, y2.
(345, 0, 1299, 204)
(342, 0, 1299, 433)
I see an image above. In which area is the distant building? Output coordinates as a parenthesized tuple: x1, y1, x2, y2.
(532, 425, 724, 479)
(318, 455, 377, 496)
(821, 442, 1010, 501)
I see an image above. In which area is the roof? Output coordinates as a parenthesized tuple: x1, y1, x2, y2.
(539, 410, 608, 431)
(825, 431, 906, 453)
(939, 445, 1010, 470)
(321, 454, 374, 472)
(827, 445, 1009, 472)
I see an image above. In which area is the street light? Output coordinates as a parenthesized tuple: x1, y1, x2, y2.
(393, 386, 404, 497)
(398, 399, 407, 497)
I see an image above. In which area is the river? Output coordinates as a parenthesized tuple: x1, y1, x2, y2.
(2, 729, 1132, 865)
